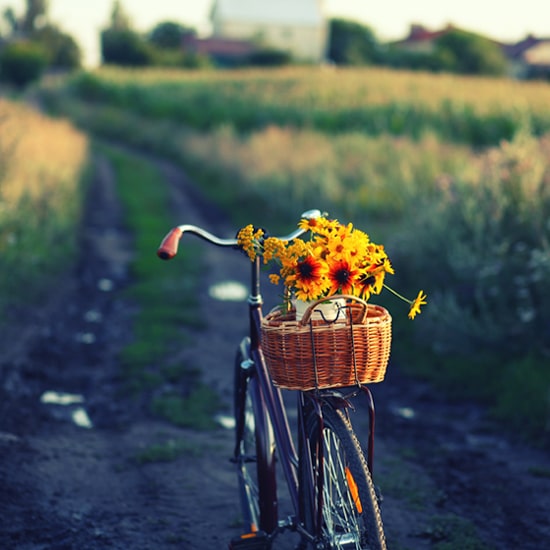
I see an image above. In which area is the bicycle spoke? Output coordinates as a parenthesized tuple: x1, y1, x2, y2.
(322, 430, 364, 547)
(301, 405, 386, 550)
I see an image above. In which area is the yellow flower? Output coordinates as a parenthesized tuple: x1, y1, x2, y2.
(237, 214, 425, 319)
(237, 224, 264, 261)
(408, 290, 428, 320)
(263, 237, 284, 263)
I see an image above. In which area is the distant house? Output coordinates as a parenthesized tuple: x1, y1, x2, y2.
(502, 35, 550, 78)
(392, 23, 457, 54)
(208, 0, 328, 63)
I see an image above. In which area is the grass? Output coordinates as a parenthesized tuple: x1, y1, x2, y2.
(99, 143, 220, 428)
(422, 514, 493, 550)
(56, 67, 550, 145)
(134, 438, 204, 464)
(379, 454, 443, 510)
(0, 97, 89, 317)
(150, 385, 220, 430)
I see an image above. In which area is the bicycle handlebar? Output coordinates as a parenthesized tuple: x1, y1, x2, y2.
(157, 225, 238, 259)
(157, 209, 322, 260)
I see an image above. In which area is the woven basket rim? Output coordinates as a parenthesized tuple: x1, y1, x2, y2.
(260, 298, 392, 390)
(262, 299, 391, 328)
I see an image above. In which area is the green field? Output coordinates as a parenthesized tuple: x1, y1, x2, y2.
(13, 65, 550, 445)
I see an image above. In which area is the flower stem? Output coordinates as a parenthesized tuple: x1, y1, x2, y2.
(383, 284, 412, 305)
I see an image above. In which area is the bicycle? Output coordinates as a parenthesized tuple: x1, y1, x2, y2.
(157, 209, 387, 550)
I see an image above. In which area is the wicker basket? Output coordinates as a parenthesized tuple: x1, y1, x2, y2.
(261, 295, 392, 391)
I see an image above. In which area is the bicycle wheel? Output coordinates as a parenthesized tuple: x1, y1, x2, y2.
(300, 403, 386, 550)
(234, 341, 278, 534)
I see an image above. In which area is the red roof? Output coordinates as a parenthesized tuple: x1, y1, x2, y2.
(395, 23, 456, 46)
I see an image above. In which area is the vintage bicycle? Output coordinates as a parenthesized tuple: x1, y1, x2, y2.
(157, 209, 388, 550)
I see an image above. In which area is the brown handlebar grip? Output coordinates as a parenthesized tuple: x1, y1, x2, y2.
(157, 227, 183, 260)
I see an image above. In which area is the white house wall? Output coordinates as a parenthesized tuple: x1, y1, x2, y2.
(211, 0, 328, 62)
(216, 20, 327, 61)
(524, 42, 550, 66)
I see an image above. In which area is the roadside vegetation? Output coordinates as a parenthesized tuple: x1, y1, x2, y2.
(14, 64, 550, 448)
(0, 97, 89, 315)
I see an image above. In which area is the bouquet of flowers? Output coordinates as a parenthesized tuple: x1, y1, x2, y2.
(237, 214, 426, 319)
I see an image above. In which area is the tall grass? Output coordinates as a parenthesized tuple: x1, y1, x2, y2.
(35, 91, 472, 230)
(0, 98, 89, 315)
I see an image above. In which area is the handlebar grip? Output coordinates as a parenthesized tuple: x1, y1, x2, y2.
(157, 227, 183, 260)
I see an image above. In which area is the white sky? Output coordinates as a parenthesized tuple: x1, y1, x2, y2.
(2, 0, 549, 67)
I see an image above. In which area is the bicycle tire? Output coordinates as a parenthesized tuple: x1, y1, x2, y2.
(234, 341, 278, 534)
(300, 403, 386, 550)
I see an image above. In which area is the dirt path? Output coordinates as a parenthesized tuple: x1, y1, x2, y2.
(1, 150, 549, 550)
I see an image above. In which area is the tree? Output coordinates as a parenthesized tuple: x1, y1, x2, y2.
(32, 24, 81, 69)
(435, 30, 508, 76)
(0, 40, 48, 86)
(149, 21, 191, 50)
(109, 0, 131, 31)
(21, 0, 48, 33)
(101, 1, 151, 66)
(328, 18, 382, 65)
(3, 7, 19, 35)
(101, 28, 151, 66)
(1, 1, 81, 71)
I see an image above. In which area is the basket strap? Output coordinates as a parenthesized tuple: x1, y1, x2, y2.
(308, 321, 321, 389)
(299, 294, 370, 326)
(349, 305, 359, 385)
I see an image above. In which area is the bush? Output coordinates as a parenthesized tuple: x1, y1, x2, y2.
(32, 24, 82, 70)
(328, 18, 382, 65)
(247, 48, 291, 67)
(101, 29, 152, 66)
(435, 30, 508, 76)
(0, 40, 48, 87)
(397, 132, 550, 357)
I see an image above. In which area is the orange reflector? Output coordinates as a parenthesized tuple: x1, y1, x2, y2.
(345, 466, 363, 514)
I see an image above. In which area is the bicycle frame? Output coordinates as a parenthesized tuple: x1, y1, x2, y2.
(157, 213, 379, 544)
(242, 253, 377, 541)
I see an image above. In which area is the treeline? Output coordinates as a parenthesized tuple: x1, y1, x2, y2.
(0, 1, 516, 89)
(329, 19, 509, 76)
(99, 9, 510, 76)
(0, 0, 81, 87)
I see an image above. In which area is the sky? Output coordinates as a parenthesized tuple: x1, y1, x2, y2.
(2, 0, 549, 67)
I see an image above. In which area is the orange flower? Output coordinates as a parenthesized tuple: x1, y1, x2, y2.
(327, 259, 359, 295)
(289, 256, 330, 301)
